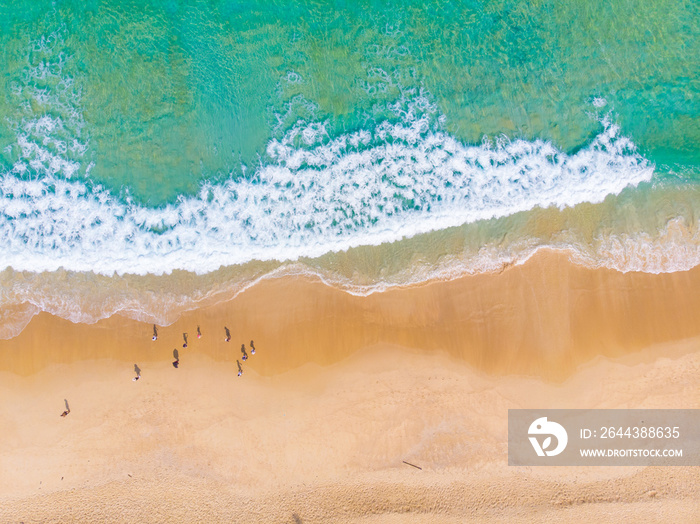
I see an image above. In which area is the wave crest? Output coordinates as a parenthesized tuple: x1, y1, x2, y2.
(1, 106, 652, 275)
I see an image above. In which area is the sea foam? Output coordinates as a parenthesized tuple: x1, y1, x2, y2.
(3, 213, 700, 340)
(1, 109, 653, 276)
(0, 29, 655, 277)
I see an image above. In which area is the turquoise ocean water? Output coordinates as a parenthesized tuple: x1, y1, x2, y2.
(0, 0, 698, 337)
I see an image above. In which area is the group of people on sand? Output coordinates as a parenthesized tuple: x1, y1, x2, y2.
(220, 326, 257, 376)
(63, 324, 259, 416)
(146, 324, 257, 378)
(234, 339, 256, 376)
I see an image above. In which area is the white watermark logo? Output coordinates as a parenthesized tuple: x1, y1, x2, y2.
(510, 409, 697, 466)
(528, 417, 568, 457)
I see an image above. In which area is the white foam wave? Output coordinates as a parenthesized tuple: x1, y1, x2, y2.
(0, 108, 653, 276)
(313, 218, 700, 297)
(1, 210, 700, 341)
(0, 30, 655, 277)
(586, 217, 700, 273)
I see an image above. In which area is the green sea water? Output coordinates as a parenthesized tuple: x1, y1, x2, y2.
(1, 0, 697, 205)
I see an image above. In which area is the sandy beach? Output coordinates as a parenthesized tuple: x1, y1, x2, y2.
(0, 250, 698, 522)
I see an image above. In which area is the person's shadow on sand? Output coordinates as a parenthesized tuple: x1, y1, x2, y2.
(61, 399, 70, 417)
(133, 364, 141, 381)
(173, 349, 180, 368)
(224, 327, 231, 342)
(237, 360, 243, 376)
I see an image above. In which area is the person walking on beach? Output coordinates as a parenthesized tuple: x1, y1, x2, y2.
(152, 324, 158, 341)
(250, 340, 256, 355)
(173, 349, 180, 368)
(224, 327, 231, 342)
(133, 364, 141, 381)
(60, 399, 70, 417)
(197, 326, 202, 339)
(241, 343, 248, 361)
(237, 360, 243, 377)
(182, 332, 188, 348)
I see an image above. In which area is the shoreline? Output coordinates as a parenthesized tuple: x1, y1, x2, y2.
(2, 249, 700, 380)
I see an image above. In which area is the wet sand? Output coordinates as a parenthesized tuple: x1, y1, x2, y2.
(0, 250, 698, 522)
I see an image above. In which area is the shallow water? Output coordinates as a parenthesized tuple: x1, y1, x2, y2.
(0, 0, 698, 336)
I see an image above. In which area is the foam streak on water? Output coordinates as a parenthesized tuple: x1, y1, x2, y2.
(2, 209, 700, 341)
(0, 107, 652, 276)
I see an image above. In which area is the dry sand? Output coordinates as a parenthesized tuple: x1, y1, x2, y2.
(0, 250, 698, 522)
